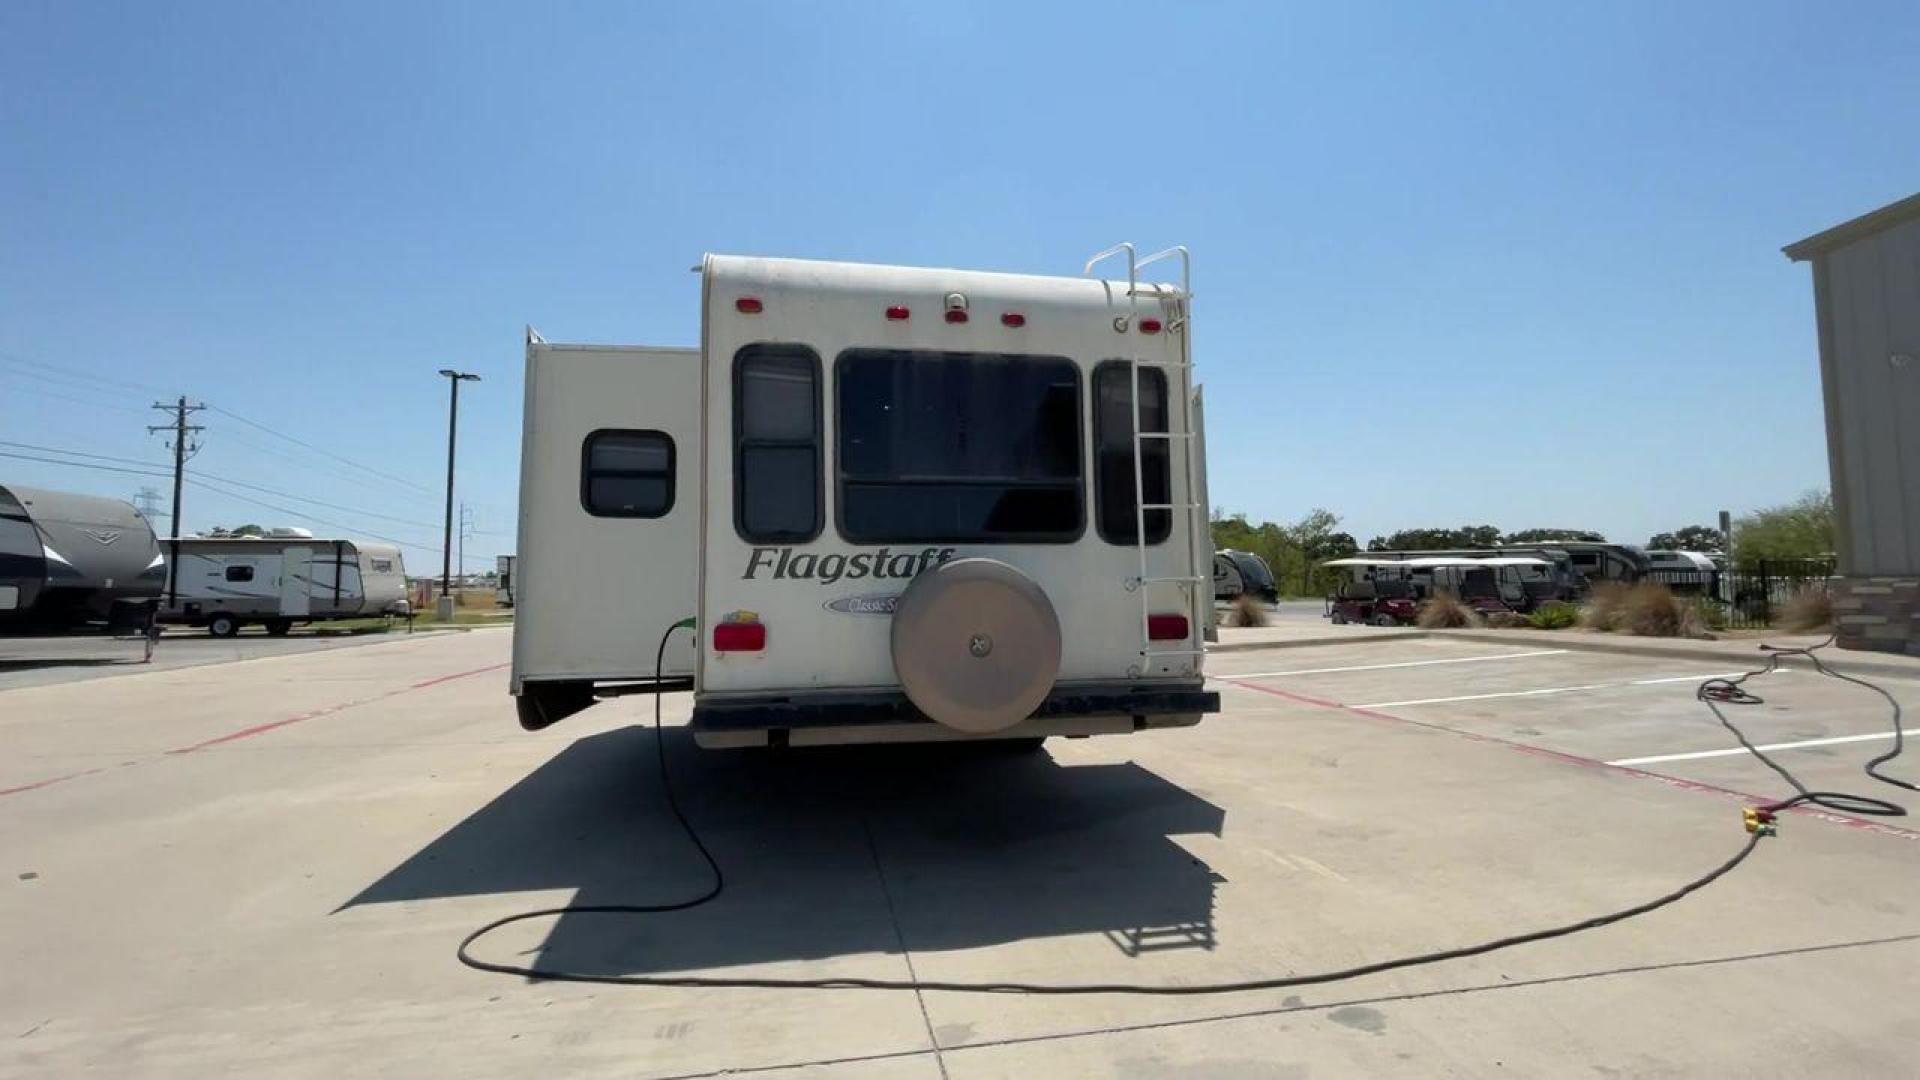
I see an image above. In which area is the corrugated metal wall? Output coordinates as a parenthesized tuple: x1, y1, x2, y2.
(1815, 217, 1920, 575)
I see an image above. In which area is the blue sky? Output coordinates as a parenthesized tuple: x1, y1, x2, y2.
(3, 1, 1916, 566)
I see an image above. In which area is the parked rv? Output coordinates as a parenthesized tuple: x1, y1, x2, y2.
(0, 483, 165, 629)
(1410, 556, 1558, 612)
(1367, 542, 1640, 594)
(158, 537, 409, 636)
(1213, 549, 1278, 603)
(513, 247, 1221, 749)
(1643, 549, 1719, 595)
(496, 554, 516, 607)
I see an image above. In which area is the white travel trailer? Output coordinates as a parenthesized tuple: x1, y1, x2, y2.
(159, 537, 410, 636)
(1212, 549, 1278, 603)
(512, 247, 1221, 748)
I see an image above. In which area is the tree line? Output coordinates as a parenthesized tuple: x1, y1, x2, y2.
(1211, 491, 1835, 597)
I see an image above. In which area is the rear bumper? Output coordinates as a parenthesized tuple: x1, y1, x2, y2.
(691, 681, 1219, 742)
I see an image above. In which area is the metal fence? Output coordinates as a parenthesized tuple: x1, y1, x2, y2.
(1644, 558, 1835, 630)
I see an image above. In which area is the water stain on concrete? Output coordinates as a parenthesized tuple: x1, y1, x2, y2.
(1328, 1004, 1387, 1035)
(935, 1022, 976, 1047)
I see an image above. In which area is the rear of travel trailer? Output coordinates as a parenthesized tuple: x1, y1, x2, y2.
(1213, 549, 1278, 603)
(0, 484, 165, 628)
(512, 248, 1220, 747)
(160, 537, 409, 635)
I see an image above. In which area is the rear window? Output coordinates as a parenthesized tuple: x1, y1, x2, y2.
(1092, 361, 1171, 544)
(836, 349, 1081, 543)
(734, 345, 823, 542)
(581, 429, 675, 518)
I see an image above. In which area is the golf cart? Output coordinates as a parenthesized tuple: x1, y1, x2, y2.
(1321, 557, 1420, 626)
(1403, 556, 1558, 614)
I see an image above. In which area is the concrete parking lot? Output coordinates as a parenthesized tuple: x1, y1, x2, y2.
(0, 627, 438, 693)
(2, 629, 1915, 1077)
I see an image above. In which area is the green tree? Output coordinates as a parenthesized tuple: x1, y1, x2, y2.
(1211, 507, 1355, 596)
(1366, 525, 1502, 551)
(1504, 528, 1606, 544)
(1646, 524, 1724, 552)
(1731, 492, 1833, 566)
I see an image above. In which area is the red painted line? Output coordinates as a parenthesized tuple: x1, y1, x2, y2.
(0, 767, 102, 798)
(166, 709, 344, 754)
(5, 660, 514, 796)
(1223, 677, 1920, 842)
(411, 661, 509, 690)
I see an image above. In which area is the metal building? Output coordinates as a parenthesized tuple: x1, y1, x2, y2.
(1784, 191, 1920, 654)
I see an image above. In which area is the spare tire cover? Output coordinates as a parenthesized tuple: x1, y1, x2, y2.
(890, 557, 1062, 734)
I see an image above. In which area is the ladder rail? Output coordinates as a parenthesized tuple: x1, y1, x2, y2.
(1090, 242, 1205, 669)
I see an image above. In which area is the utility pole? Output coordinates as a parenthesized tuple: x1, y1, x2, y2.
(436, 369, 481, 620)
(458, 503, 474, 590)
(132, 486, 163, 520)
(148, 397, 205, 607)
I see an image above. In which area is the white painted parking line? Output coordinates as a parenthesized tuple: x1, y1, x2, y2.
(1609, 730, 1900, 766)
(1351, 671, 1751, 710)
(1221, 649, 1566, 680)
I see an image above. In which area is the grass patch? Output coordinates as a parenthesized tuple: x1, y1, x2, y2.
(1580, 582, 1631, 631)
(1582, 581, 1710, 638)
(1417, 591, 1483, 629)
(1526, 600, 1580, 630)
(1778, 586, 1833, 633)
(1229, 594, 1268, 627)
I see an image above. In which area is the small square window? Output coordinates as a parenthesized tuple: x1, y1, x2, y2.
(581, 430, 675, 517)
(225, 565, 255, 582)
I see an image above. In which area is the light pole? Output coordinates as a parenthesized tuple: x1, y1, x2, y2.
(437, 368, 481, 620)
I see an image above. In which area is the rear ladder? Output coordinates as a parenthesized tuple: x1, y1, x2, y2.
(1084, 243, 1206, 671)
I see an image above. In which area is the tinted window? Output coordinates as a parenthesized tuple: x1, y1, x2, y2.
(1093, 361, 1170, 544)
(837, 349, 1082, 543)
(734, 345, 821, 542)
(581, 430, 675, 517)
(225, 565, 254, 582)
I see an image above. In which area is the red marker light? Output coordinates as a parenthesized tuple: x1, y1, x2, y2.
(886, 305, 910, 321)
(1147, 613, 1189, 640)
(1138, 317, 1163, 334)
(944, 309, 969, 324)
(714, 621, 766, 652)
(736, 297, 763, 314)
(1001, 312, 1026, 328)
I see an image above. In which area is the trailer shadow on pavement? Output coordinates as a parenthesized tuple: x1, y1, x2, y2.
(345, 725, 1227, 978)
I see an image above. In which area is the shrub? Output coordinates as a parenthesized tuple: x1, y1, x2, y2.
(1581, 582, 1632, 631)
(1527, 601, 1580, 630)
(1484, 611, 1527, 629)
(1230, 593, 1268, 628)
(1417, 591, 1484, 629)
(1778, 586, 1833, 633)
(1692, 596, 1730, 632)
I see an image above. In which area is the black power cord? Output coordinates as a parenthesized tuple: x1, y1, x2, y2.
(1697, 635, 1912, 821)
(457, 627, 1909, 994)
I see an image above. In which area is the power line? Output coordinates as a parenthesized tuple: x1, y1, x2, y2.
(0, 377, 154, 416)
(0, 441, 170, 470)
(0, 352, 169, 399)
(187, 476, 443, 554)
(0, 448, 172, 480)
(0, 440, 445, 531)
(204, 403, 438, 497)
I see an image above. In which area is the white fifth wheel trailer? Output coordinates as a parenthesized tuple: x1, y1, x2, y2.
(159, 537, 410, 636)
(512, 247, 1220, 748)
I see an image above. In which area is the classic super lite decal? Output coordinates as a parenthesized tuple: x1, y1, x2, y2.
(742, 546, 956, 584)
(823, 594, 900, 616)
